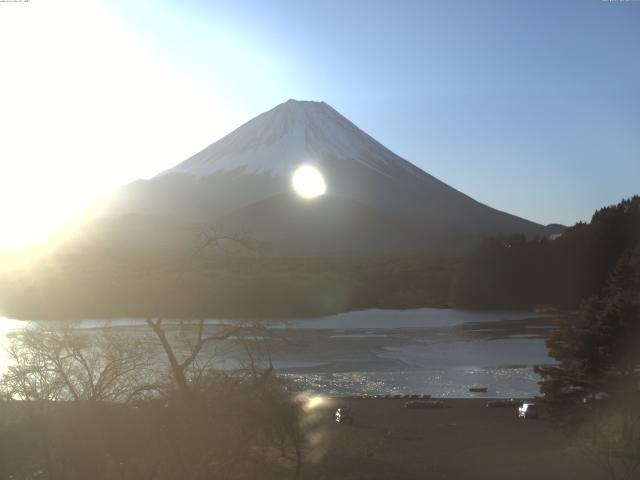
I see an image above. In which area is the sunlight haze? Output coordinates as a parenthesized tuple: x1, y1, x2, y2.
(0, 0, 243, 249)
(1, 0, 638, 249)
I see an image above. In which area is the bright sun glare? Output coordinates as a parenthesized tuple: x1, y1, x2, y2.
(0, 1, 240, 251)
(291, 165, 327, 199)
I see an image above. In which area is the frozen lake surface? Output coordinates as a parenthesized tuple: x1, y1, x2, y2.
(0, 308, 558, 398)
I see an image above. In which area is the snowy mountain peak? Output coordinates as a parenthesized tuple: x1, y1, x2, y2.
(100, 100, 563, 255)
(159, 99, 422, 178)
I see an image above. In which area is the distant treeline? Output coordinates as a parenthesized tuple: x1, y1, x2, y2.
(2, 196, 638, 320)
(454, 196, 640, 310)
(0, 254, 456, 320)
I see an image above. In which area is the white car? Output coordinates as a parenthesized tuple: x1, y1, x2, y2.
(335, 407, 354, 424)
(518, 402, 539, 419)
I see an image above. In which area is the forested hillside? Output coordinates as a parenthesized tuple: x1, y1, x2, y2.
(0, 254, 455, 320)
(455, 196, 640, 309)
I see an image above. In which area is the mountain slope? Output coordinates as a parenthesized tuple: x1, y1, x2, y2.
(217, 192, 425, 255)
(93, 99, 563, 254)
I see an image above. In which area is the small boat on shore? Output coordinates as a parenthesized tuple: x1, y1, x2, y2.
(469, 386, 488, 393)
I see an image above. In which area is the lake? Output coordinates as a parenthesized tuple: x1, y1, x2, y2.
(0, 308, 558, 398)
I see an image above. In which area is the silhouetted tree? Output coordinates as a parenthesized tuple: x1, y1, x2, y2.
(537, 243, 640, 479)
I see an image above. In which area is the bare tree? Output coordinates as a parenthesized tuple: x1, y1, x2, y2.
(145, 318, 244, 396)
(141, 227, 272, 397)
(1, 323, 156, 403)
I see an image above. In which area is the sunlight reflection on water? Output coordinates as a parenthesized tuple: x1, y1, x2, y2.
(280, 367, 543, 398)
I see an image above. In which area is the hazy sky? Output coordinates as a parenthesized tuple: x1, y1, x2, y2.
(1, 0, 639, 248)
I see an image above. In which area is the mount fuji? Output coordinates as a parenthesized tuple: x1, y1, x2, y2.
(91, 99, 563, 254)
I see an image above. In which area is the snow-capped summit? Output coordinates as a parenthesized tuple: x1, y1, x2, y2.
(97, 99, 564, 254)
(160, 99, 420, 179)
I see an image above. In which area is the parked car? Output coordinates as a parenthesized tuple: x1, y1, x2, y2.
(335, 407, 354, 424)
(518, 402, 539, 419)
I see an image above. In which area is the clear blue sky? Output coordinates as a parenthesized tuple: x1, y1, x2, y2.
(104, 0, 640, 226)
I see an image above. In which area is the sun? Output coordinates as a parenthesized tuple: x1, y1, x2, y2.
(291, 165, 327, 199)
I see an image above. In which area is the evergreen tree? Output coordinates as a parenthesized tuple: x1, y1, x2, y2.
(536, 243, 640, 442)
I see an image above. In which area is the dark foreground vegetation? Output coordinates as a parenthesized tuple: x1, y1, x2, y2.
(1, 380, 309, 480)
(0, 394, 612, 480)
(304, 398, 604, 480)
(0, 322, 318, 480)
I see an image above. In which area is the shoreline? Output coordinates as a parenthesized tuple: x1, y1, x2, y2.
(1, 304, 567, 323)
